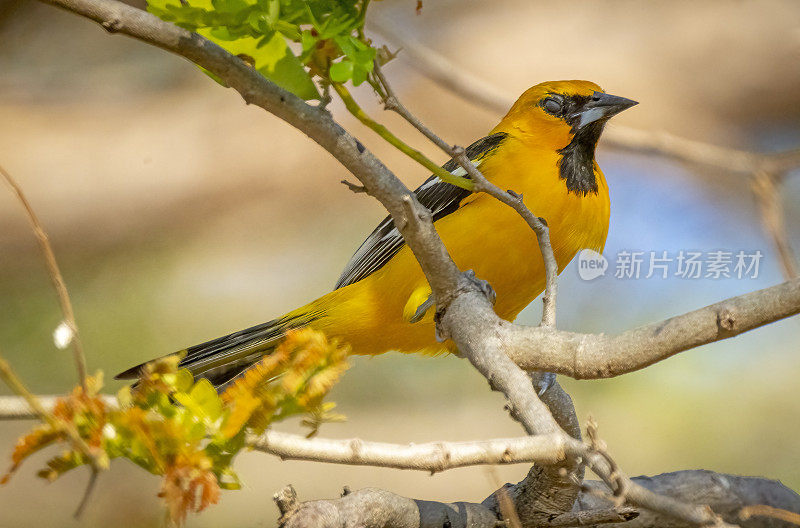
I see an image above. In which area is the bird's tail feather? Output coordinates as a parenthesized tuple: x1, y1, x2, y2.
(114, 311, 320, 389)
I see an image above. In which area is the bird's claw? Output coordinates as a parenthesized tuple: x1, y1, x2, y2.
(434, 271, 495, 342)
(531, 371, 557, 396)
(409, 295, 435, 323)
(463, 269, 496, 305)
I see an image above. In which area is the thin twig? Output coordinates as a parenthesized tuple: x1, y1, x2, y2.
(340, 179, 368, 194)
(0, 164, 89, 392)
(373, 62, 458, 154)
(752, 170, 798, 279)
(373, 62, 558, 327)
(486, 467, 523, 528)
(73, 467, 100, 518)
(739, 505, 800, 526)
(563, 434, 732, 528)
(585, 418, 628, 506)
(331, 82, 473, 191)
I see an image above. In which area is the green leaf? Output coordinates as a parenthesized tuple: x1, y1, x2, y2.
(211, 0, 250, 15)
(116, 385, 132, 407)
(333, 35, 356, 57)
(197, 29, 320, 100)
(247, 11, 272, 33)
(265, 0, 279, 23)
(37, 452, 84, 482)
(329, 60, 353, 83)
(216, 467, 242, 490)
(256, 31, 277, 48)
(208, 27, 242, 41)
(190, 379, 224, 421)
(351, 63, 368, 86)
(172, 381, 222, 423)
(175, 369, 195, 393)
(301, 29, 317, 52)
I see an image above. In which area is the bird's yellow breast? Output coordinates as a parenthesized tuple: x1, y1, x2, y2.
(310, 135, 609, 356)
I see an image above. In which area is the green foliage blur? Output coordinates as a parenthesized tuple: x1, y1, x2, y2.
(147, 0, 379, 98)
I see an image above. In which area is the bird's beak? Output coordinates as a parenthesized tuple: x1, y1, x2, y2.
(576, 92, 638, 128)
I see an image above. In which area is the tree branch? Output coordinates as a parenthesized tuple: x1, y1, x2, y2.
(0, 395, 568, 473)
(370, 64, 572, 520)
(499, 277, 800, 378)
(251, 430, 567, 473)
(0, 393, 723, 526)
(579, 471, 800, 528)
(276, 471, 800, 528)
(0, 394, 116, 420)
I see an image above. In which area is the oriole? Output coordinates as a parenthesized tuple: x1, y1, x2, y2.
(117, 80, 637, 388)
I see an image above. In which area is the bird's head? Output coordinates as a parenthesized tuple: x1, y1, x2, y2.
(494, 80, 638, 151)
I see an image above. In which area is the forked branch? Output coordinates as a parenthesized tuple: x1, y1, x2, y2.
(21, 2, 800, 528)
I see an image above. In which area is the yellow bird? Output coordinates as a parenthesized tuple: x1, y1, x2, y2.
(117, 80, 636, 388)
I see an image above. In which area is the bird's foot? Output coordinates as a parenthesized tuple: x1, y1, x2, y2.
(462, 269, 496, 305)
(530, 371, 557, 396)
(434, 270, 495, 343)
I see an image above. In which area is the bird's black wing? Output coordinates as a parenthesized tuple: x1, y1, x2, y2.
(334, 132, 508, 289)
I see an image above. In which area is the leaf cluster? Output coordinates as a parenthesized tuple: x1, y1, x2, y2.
(148, 0, 383, 99)
(2, 329, 349, 526)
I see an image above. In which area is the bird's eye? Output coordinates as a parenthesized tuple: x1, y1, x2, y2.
(542, 97, 563, 115)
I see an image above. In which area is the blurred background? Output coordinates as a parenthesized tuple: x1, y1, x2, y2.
(1, 0, 799, 526)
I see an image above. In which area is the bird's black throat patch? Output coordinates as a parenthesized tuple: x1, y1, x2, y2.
(557, 119, 604, 195)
